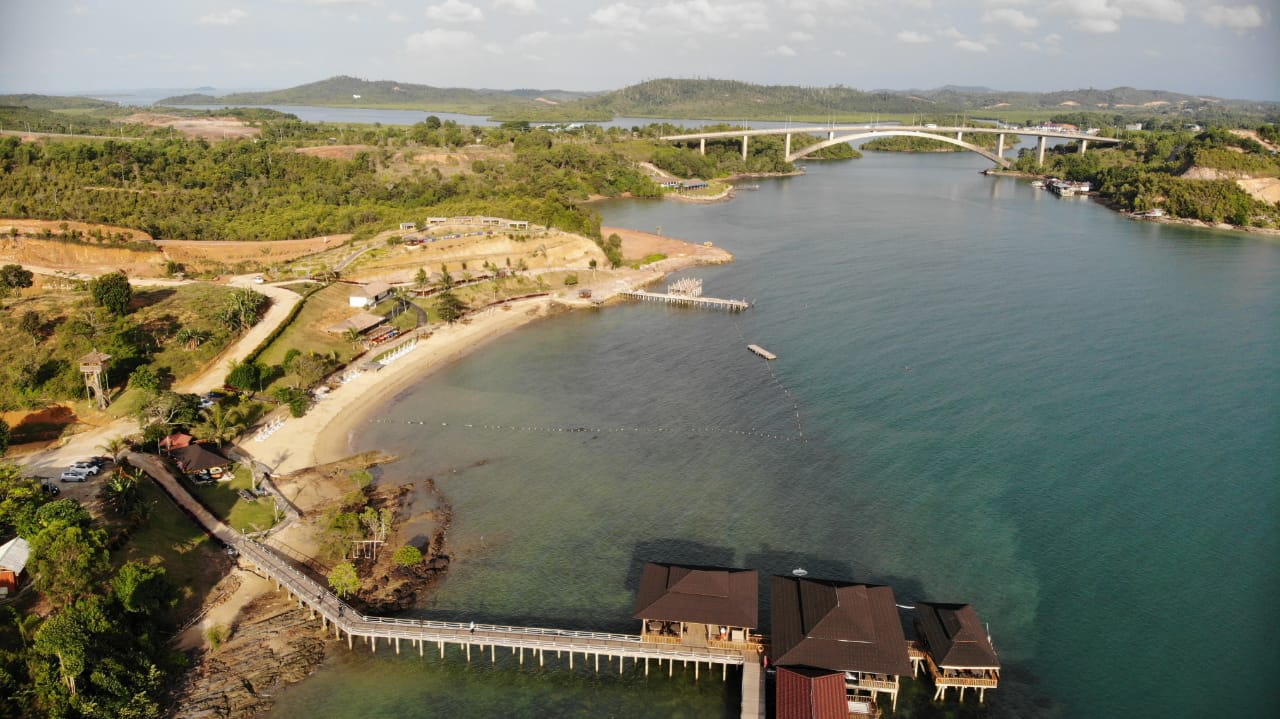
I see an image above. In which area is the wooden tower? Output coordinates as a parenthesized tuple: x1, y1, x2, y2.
(79, 350, 112, 410)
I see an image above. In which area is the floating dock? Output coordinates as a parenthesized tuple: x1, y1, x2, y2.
(620, 289, 750, 312)
(747, 344, 777, 360)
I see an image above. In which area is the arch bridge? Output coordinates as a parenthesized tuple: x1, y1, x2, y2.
(660, 125, 1123, 169)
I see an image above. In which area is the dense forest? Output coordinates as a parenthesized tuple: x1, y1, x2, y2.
(1014, 125, 1280, 226)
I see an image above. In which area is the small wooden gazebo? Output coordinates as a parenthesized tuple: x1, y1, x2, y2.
(914, 602, 1000, 702)
(78, 349, 112, 409)
(633, 562, 759, 650)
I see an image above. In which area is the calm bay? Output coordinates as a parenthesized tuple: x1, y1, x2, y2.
(263, 150, 1279, 718)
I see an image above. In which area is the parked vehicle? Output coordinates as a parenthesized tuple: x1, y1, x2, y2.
(60, 468, 91, 482)
(41, 482, 60, 496)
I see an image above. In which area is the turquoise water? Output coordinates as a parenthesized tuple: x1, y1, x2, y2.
(265, 152, 1280, 718)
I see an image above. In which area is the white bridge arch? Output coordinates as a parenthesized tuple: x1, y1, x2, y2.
(788, 130, 1010, 167)
(660, 125, 1121, 169)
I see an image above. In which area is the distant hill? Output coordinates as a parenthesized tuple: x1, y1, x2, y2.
(151, 76, 1279, 124)
(0, 94, 117, 111)
(157, 76, 598, 116)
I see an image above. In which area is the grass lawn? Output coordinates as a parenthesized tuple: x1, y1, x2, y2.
(256, 282, 361, 369)
(112, 481, 228, 618)
(187, 463, 278, 534)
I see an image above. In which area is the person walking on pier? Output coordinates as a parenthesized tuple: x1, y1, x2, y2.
(469, 621, 476, 634)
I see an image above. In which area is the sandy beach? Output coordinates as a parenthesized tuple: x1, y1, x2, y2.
(244, 229, 732, 476)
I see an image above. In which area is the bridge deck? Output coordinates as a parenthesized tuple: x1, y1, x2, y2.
(660, 124, 1122, 144)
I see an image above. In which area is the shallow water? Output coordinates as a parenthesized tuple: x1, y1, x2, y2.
(265, 152, 1280, 718)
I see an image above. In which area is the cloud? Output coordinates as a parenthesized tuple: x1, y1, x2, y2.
(938, 26, 964, 39)
(494, 0, 541, 14)
(516, 30, 551, 47)
(1019, 31, 1063, 54)
(405, 28, 477, 52)
(1117, 0, 1185, 23)
(590, 3, 646, 34)
(645, 1, 771, 34)
(199, 8, 247, 25)
(1200, 4, 1263, 29)
(769, 45, 797, 56)
(425, 0, 483, 24)
(955, 39, 989, 52)
(896, 30, 933, 43)
(1049, 0, 1122, 33)
(788, 30, 813, 41)
(984, 7, 1039, 31)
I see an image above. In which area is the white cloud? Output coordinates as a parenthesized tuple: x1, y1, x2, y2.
(388, 11, 404, 21)
(1019, 31, 1063, 54)
(795, 13, 817, 28)
(425, 0, 483, 24)
(938, 26, 964, 39)
(984, 7, 1039, 31)
(516, 30, 551, 46)
(1117, 0, 1185, 23)
(1049, 0, 1122, 32)
(646, 1, 771, 34)
(405, 28, 477, 52)
(769, 44, 797, 56)
(199, 8, 247, 25)
(788, 30, 813, 41)
(1200, 4, 1263, 29)
(301, 0, 378, 5)
(590, 3, 646, 34)
(493, 0, 541, 15)
(955, 39, 989, 52)
(896, 30, 933, 43)
(483, 42, 504, 54)
(832, 49, 846, 57)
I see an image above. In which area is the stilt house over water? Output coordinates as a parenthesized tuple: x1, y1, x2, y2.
(632, 562, 760, 651)
(913, 602, 1000, 702)
(770, 575, 913, 714)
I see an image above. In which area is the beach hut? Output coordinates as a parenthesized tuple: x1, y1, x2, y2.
(171, 443, 230, 473)
(914, 602, 1000, 702)
(159, 431, 193, 453)
(771, 575, 912, 712)
(633, 562, 759, 649)
(776, 666, 849, 719)
(0, 537, 31, 595)
(349, 282, 393, 309)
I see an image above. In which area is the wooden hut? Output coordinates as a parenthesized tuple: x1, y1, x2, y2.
(914, 602, 1000, 702)
(771, 575, 912, 712)
(632, 562, 759, 649)
(776, 666, 850, 719)
(0, 537, 31, 596)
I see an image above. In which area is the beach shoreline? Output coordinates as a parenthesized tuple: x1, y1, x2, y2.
(243, 227, 732, 476)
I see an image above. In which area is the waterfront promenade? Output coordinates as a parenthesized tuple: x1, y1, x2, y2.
(127, 453, 766, 718)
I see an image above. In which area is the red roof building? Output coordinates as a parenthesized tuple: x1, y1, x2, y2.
(633, 562, 759, 650)
(776, 666, 850, 719)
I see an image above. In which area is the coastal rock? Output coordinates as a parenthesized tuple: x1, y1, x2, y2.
(166, 595, 328, 719)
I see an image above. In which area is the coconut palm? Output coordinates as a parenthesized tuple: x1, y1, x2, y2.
(97, 436, 130, 463)
(343, 327, 364, 352)
(100, 467, 145, 518)
(194, 404, 246, 447)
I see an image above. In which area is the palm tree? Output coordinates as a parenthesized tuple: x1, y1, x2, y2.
(343, 327, 364, 352)
(194, 404, 246, 447)
(100, 467, 145, 518)
(97, 436, 130, 463)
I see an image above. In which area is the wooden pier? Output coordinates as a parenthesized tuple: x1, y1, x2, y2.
(129, 452, 765, 718)
(621, 289, 750, 312)
(747, 344, 776, 360)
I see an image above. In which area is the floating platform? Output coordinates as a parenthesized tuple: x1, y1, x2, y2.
(747, 344, 776, 360)
(620, 289, 750, 312)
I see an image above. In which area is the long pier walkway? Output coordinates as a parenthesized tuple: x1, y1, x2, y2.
(129, 452, 765, 718)
(621, 289, 750, 311)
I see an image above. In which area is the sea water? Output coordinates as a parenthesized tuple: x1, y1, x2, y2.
(264, 151, 1279, 718)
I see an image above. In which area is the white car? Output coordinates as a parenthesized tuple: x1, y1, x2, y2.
(253, 276, 265, 284)
(60, 468, 92, 482)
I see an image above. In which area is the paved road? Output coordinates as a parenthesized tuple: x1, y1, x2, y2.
(14, 273, 299, 475)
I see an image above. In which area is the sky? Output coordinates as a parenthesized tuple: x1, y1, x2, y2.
(1, 0, 1277, 101)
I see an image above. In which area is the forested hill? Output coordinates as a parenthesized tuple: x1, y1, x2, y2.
(157, 76, 596, 114)
(0, 93, 118, 111)
(567, 79, 939, 118)
(557, 79, 1278, 122)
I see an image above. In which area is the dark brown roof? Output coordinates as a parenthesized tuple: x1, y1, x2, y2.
(632, 562, 758, 628)
(172, 443, 229, 472)
(776, 666, 847, 719)
(78, 350, 112, 365)
(770, 575, 912, 677)
(914, 602, 1000, 669)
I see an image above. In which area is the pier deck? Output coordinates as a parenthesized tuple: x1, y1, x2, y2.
(621, 289, 750, 312)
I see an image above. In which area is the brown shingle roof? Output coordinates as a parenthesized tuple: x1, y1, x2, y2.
(770, 575, 912, 677)
(350, 281, 393, 299)
(632, 562, 758, 628)
(325, 312, 386, 334)
(914, 602, 1000, 669)
(776, 667, 847, 719)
